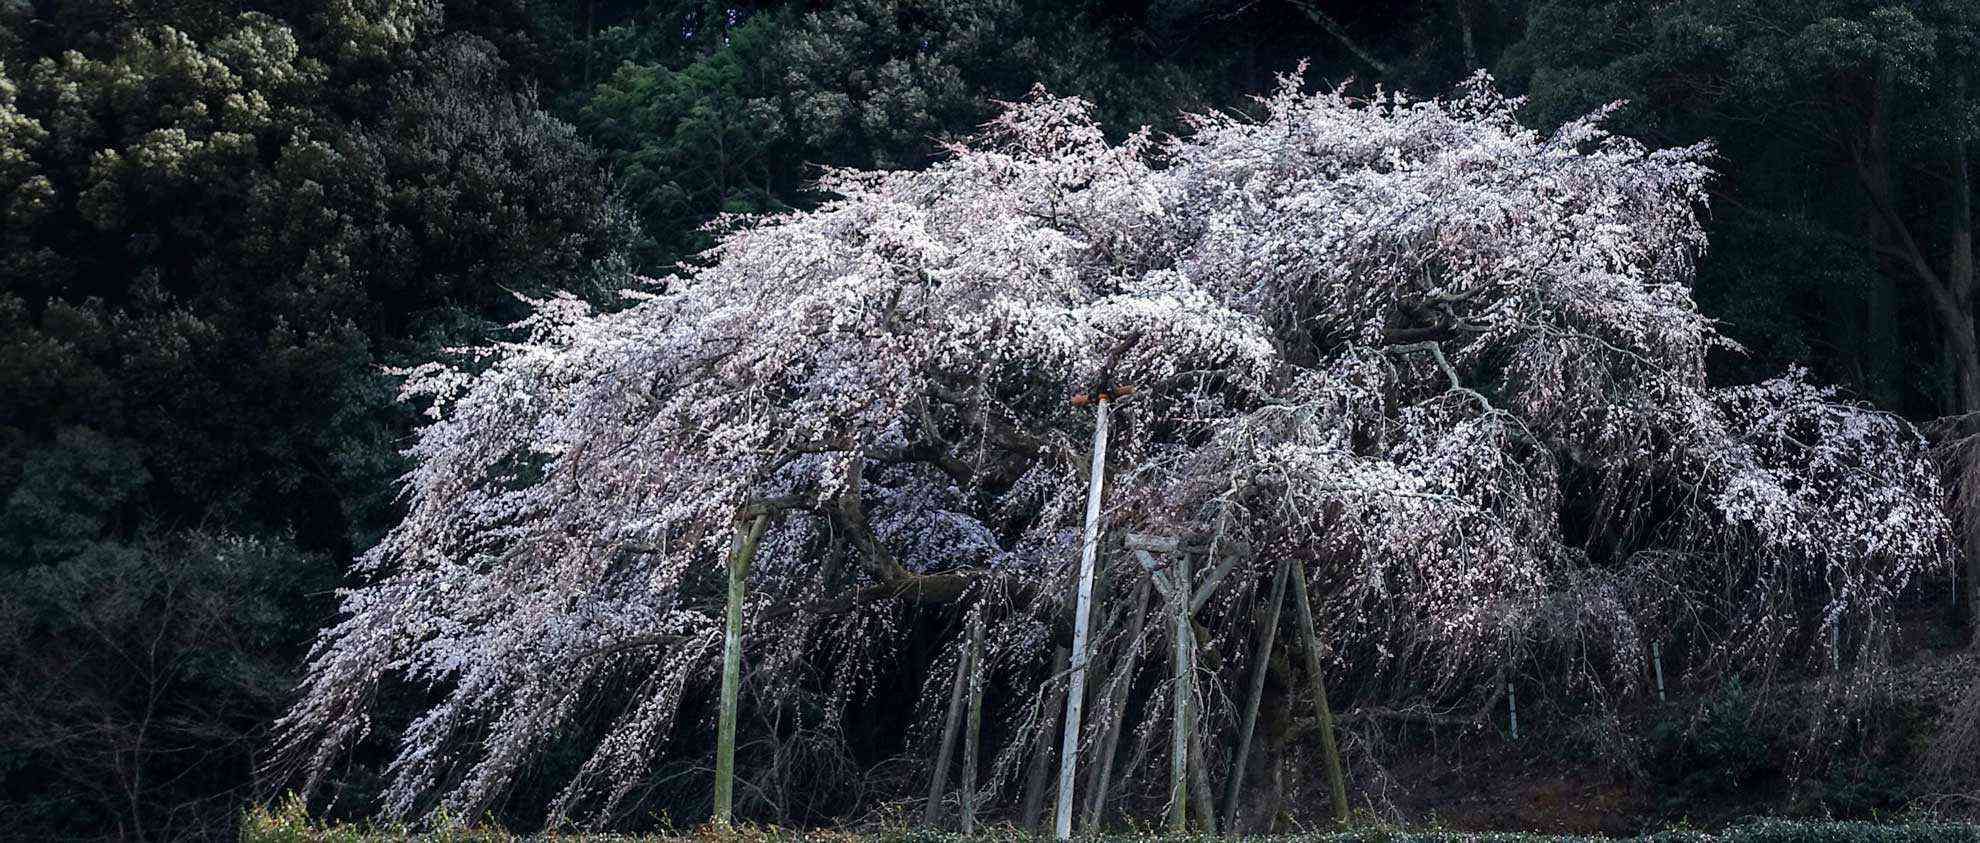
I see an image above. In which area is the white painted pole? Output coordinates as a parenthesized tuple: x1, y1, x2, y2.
(1507, 679, 1518, 741)
(1056, 396, 1111, 840)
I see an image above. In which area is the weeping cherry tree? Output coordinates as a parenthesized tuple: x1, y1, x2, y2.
(270, 69, 1948, 830)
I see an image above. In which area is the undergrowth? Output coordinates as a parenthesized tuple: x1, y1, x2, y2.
(242, 795, 1980, 842)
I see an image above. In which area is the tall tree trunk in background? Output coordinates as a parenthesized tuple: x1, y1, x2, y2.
(1290, 0, 1390, 77)
(1854, 66, 1980, 629)
(1942, 76, 1980, 634)
(1950, 120, 1980, 634)
(1948, 121, 1977, 416)
(1453, 0, 1478, 71)
(577, 0, 595, 87)
(1861, 187, 1903, 408)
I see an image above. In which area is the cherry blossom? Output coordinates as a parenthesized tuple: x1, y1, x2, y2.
(271, 70, 1947, 827)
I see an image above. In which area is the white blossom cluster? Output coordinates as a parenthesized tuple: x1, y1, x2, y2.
(272, 71, 1948, 826)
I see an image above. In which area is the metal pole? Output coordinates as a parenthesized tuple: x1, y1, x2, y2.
(1055, 396, 1111, 840)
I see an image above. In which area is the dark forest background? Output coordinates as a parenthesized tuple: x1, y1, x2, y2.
(4, 1, 1978, 838)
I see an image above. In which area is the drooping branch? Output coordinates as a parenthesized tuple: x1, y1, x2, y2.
(1307, 670, 1507, 733)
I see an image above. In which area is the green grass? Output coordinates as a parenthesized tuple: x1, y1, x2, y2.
(241, 798, 1980, 842)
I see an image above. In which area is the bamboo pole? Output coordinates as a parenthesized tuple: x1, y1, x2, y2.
(1056, 395, 1112, 840)
(962, 612, 985, 834)
(1221, 558, 1290, 826)
(1288, 563, 1349, 825)
(713, 512, 770, 827)
(924, 625, 972, 826)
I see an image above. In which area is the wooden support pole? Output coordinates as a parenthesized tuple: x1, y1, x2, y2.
(1652, 641, 1666, 703)
(1186, 642, 1218, 835)
(962, 612, 985, 834)
(924, 625, 972, 827)
(1083, 577, 1151, 831)
(1074, 571, 1124, 826)
(1173, 579, 1218, 834)
(1168, 555, 1192, 834)
(1222, 558, 1291, 826)
(713, 512, 770, 827)
(1164, 597, 1211, 835)
(1288, 563, 1349, 825)
(1075, 555, 1116, 802)
(1056, 395, 1112, 840)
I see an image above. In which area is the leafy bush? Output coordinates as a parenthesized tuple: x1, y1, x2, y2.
(1649, 680, 1776, 801)
(0, 532, 331, 838)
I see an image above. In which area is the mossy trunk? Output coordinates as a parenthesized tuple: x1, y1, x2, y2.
(1290, 564, 1350, 823)
(1233, 643, 1296, 834)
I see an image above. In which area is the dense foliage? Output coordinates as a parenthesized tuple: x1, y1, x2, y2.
(3, 0, 1980, 838)
(0, 0, 626, 835)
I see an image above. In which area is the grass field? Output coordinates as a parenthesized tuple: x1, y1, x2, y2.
(239, 798, 1980, 843)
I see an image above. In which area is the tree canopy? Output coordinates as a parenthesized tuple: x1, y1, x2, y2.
(274, 74, 1947, 828)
